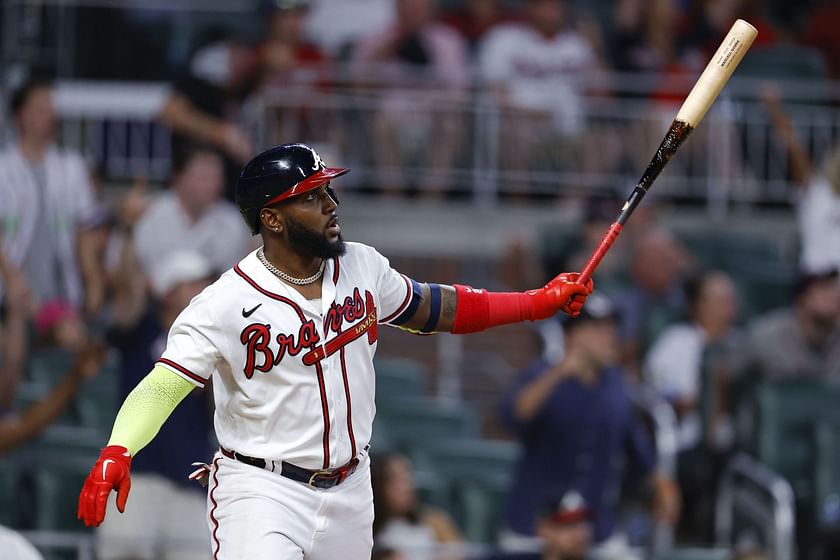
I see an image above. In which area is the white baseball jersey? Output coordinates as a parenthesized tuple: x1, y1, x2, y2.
(157, 242, 413, 470)
(478, 23, 596, 135)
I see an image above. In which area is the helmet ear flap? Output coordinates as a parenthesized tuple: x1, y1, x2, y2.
(325, 185, 340, 207)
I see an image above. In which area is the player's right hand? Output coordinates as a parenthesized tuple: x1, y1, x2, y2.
(77, 445, 133, 527)
(528, 272, 594, 320)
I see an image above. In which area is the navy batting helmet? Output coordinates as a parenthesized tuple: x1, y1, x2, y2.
(236, 143, 349, 235)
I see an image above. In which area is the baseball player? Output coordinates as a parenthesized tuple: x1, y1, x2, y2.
(77, 143, 594, 559)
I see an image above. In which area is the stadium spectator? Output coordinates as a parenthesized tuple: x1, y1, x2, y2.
(0, 251, 32, 413)
(677, 0, 778, 64)
(157, 34, 260, 196)
(352, 0, 470, 197)
(612, 0, 680, 74)
(760, 84, 840, 274)
(305, 0, 394, 59)
(131, 144, 252, 278)
(0, 343, 104, 456)
(800, 0, 840, 79)
(371, 452, 464, 560)
(0, 77, 104, 313)
(477, 0, 603, 195)
(260, 0, 326, 86)
(0, 253, 104, 558)
(96, 250, 214, 560)
(251, 0, 331, 147)
(439, 0, 514, 55)
(0, 525, 43, 560)
(740, 268, 840, 381)
(644, 270, 741, 540)
(613, 227, 689, 372)
(499, 293, 679, 558)
(644, 270, 740, 451)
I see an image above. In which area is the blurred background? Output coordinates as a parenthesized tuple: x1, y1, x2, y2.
(1, 0, 839, 559)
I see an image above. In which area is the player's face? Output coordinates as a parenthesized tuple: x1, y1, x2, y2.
(282, 184, 346, 259)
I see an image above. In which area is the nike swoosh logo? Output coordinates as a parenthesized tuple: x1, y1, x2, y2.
(102, 459, 115, 480)
(242, 303, 262, 318)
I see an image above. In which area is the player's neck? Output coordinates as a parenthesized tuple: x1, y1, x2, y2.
(263, 243, 323, 280)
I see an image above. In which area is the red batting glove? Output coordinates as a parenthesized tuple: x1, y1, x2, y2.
(527, 272, 594, 319)
(77, 445, 132, 527)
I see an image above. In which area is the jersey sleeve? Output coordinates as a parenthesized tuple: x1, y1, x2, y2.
(365, 247, 413, 325)
(157, 291, 224, 388)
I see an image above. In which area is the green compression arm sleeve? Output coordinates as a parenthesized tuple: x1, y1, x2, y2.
(107, 365, 197, 455)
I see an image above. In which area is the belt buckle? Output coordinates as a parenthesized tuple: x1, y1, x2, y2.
(308, 469, 338, 487)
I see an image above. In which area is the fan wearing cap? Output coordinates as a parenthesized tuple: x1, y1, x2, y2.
(499, 294, 680, 557)
(78, 143, 593, 559)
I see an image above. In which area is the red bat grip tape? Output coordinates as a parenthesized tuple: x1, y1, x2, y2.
(578, 222, 623, 286)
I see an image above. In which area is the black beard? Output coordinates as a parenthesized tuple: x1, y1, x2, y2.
(286, 217, 346, 259)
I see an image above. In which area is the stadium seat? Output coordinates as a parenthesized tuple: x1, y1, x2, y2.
(651, 549, 730, 560)
(450, 478, 510, 544)
(0, 459, 20, 527)
(374, 356, 426, 401)
(375, 397, 480, 446)
(756, 381, 840, 502)
(813, 421, 840, 531)
(405, 438, 520, 544)
(28, 452, 97, 532)
(736, 45, 827, 81)
(406, 437, 520, 485)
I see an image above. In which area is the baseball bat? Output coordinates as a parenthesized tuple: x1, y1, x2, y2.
(577, 19, 757, 286)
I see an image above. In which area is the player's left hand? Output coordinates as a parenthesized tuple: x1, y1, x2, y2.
(529, 272, 594, 320)
(77, 445, 133, 527)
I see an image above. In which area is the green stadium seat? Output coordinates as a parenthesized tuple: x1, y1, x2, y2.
(32, 468, 90, 532)
(374, 357, 426, 401)
(412, 468, 453, 512)
(813, 421, 840, 530)
(375, 397, 480, 446)
(0, 459, 20, 527)
(736, 45, 827, 81)
(652, 549, 731, 560)
(405, 438, 520, 544)
(450, 479, 509, 544)
(756, 381, 840, 503)
(406, 437, 520, 485)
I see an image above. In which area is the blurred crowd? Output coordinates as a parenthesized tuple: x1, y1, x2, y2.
(25, 0, 836, 200)
(1, 0, 840, 559)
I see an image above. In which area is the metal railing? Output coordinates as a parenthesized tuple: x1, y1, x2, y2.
(3, 74, 840, 215)
(714, 452, 796, 560)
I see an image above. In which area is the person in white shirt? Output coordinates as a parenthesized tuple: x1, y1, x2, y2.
(760, 83, 840, 273)
(644, 270, 740, 451)
(478, 0, 601, 195)
(644, 270, 740, 540)
(0, 78, 102, 311)
(352, 0, 470, 197)
(132, 144, 252, 277)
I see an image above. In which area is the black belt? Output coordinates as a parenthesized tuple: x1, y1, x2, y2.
(220, 447, 360, 489)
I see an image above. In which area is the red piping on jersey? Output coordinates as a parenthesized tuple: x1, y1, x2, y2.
(381, 274, 412, 324)
(157, 358, 206, 387)
(234, 264, 307, 322)
(314, 361, 331, 468)
(209, 456, 221, 559)
(339, 347, 357, 459)
(332, 256, 340, 284)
